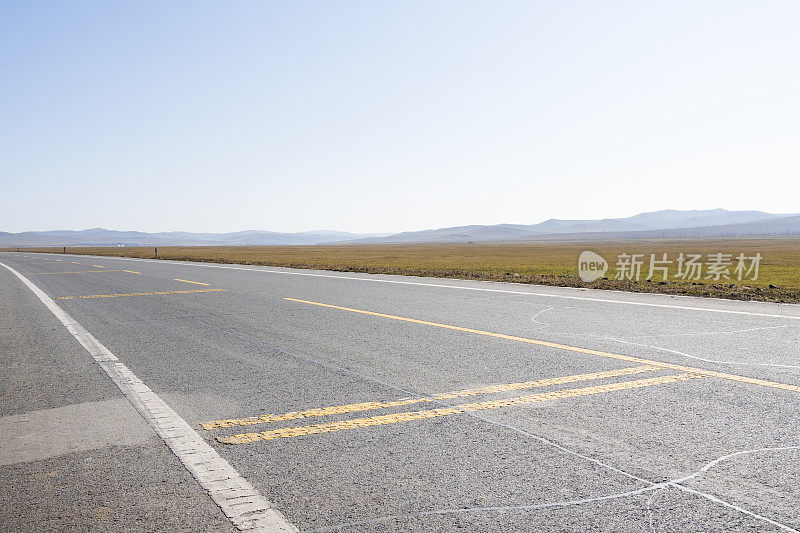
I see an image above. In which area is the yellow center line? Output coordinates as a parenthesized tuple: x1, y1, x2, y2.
(26, 270, 126, 275)
(71, 262, 80, 264)
(201, 365, 660, 430)
(174, 278, 210, 286)
(92, 265, 105, 268)
(217, 373, 703, 444)
(55, 288, 227, 300)
(122, 270, 142, 274)
(283, 298, 800, 394)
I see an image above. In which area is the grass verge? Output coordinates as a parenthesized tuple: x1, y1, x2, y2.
(5, 238, 800, 303)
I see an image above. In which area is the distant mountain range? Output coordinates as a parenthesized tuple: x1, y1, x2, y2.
(344, 209, 800, 243)
(2, 209, 799, 247)
(0, 228, 391, 247)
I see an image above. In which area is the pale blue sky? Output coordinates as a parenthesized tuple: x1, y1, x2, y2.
(2, 1, 799, 233)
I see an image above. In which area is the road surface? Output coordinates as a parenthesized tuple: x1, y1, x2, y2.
(2, 251, 799, 532)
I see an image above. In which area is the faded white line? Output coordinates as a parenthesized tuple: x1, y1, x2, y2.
(310, 446, 800, 533)
(0, 262, 297, 533)
(671, 445, 800, 486)
(605, 336, 800, 370)
(15, 252, 800, 321)
(627, 324, 800, 339)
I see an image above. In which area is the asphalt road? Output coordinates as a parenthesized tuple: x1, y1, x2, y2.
(2, 251, 799, 532)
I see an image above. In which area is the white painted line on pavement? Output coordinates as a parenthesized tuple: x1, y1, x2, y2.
(235, 271, 800, 320)
(0, 262, 297, 533)
(9, 252, 800, 320)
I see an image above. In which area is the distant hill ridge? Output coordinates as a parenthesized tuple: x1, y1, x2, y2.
(342, 209, 800, 244)
(0, 228, 390, 247)
(2, 209, 798, 247)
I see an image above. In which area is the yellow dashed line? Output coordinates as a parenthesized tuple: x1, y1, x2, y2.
(92, 265, 105, 268)
(55, 288, 227, 300)
(284, 298, 800, 394)
(201, 365, 660, 429)
(217, 373, 703, 444)
(25, 269, 142, 276)
(174, 278, 210, 286)
(71, 262, 80, 264)
(26, 270, 126, 275)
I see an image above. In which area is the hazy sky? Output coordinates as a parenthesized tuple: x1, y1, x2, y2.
(2, 1, 799, 234)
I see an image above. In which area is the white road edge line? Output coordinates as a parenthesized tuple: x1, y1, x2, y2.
(25, 252, 800, 320)
(0, 262, 298, 533)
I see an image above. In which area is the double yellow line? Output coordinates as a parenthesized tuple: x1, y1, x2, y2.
(203, 365, 660, 430)
(206, 297, 799, 446)
(216, 373, 702, 444)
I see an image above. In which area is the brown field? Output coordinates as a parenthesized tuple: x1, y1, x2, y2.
(6, 238, 800, 303)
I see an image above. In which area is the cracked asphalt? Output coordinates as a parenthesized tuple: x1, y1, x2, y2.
(2, 251, 799, 532)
